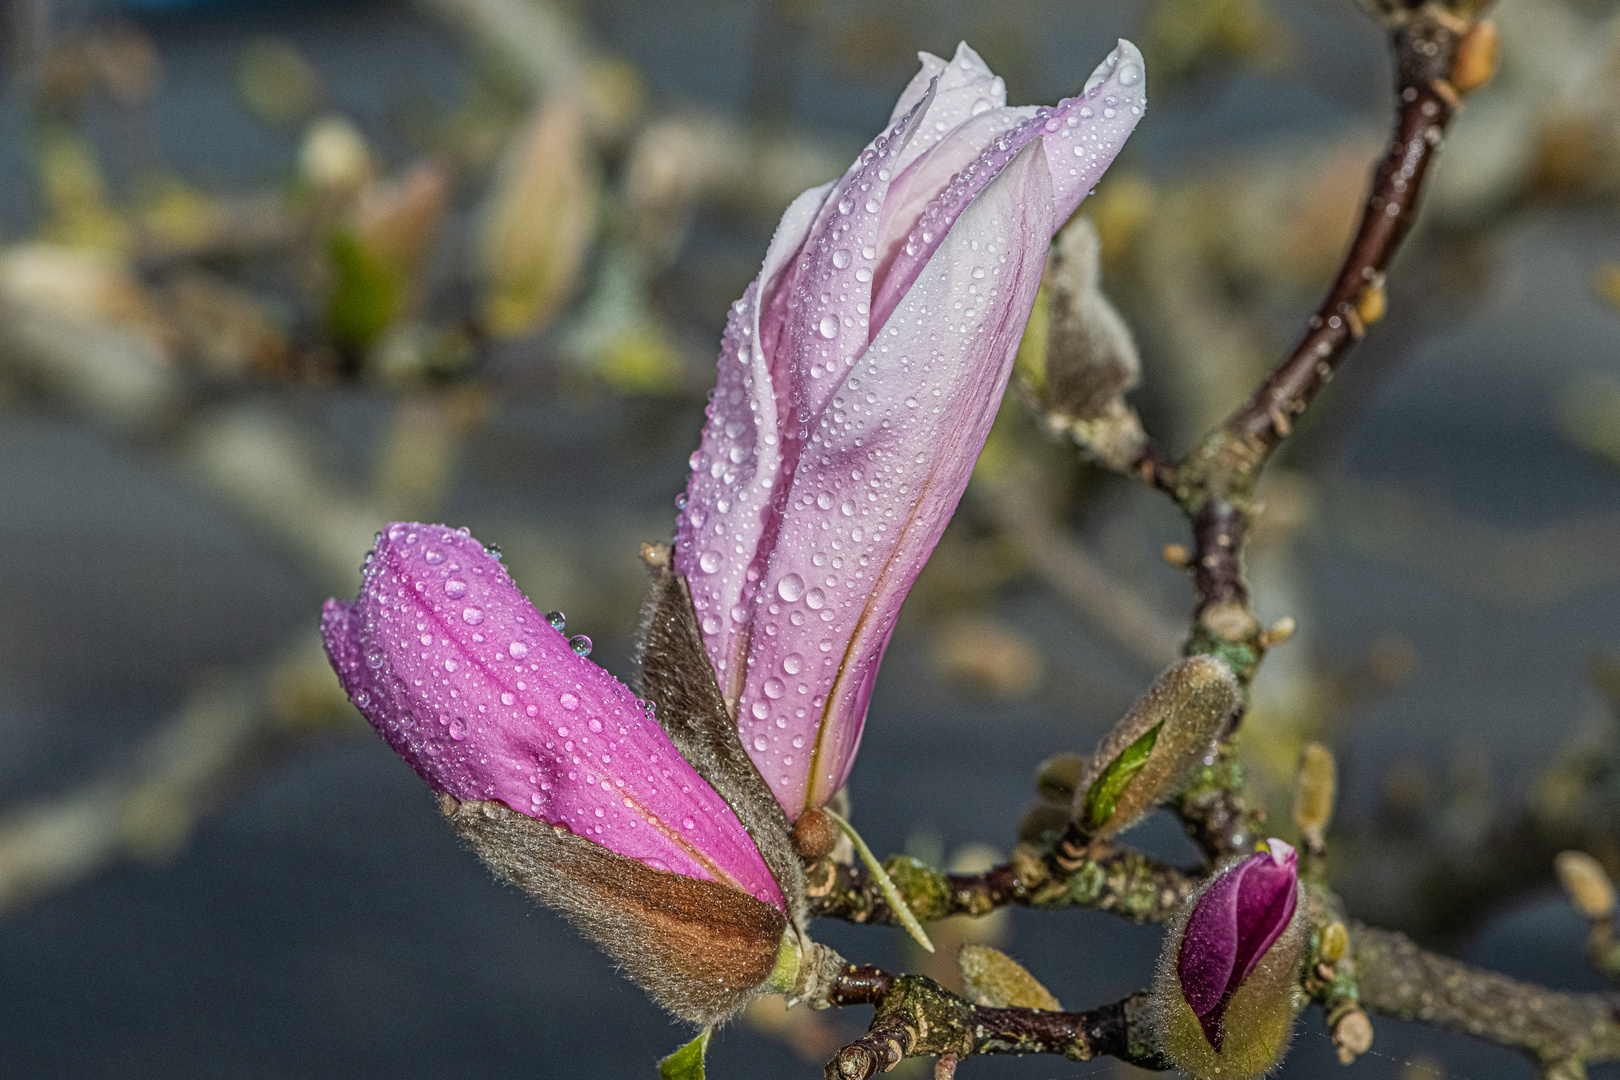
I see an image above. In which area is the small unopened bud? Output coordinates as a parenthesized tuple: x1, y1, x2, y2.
(1556, 850, 1616, 920)
(958, 944, 1062, 1010)
(480, 100, 598, 340)
(1036, 216, 1140, 423)
(1292, 743, 1337, 851)
(1332, 1009, 1374, 1064)
(1073, 657, 1240, 837)
(1034, 752, 1090, 804)
(791, 807, 838, 861)
(1018, 802, 1071, 844)
(1450, 21, 1498, 96)
(1319, 920, 1349, 965)
(1153, 840, 1305, 1079)
(300, 115, 374, 197)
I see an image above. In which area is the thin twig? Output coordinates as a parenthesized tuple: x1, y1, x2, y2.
(805, 844, 1193, 926)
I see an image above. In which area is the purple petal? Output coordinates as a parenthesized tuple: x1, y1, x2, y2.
(736, 140, 1054, 816)
(871, 39, 1146, 336)
(675, 182, 831, 706)
(325, 522, 783, 909)
(1230, 839, 1299, 989)
(1177, 839, 1299, 1048)
(887, 43, 1009, 177)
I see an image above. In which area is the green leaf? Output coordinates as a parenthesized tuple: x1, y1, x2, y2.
(822, 808, 935, 953)
(658, 1029, 711, 1080)
(326, 230, 398, 351)
(1084, 722, 1161, 830)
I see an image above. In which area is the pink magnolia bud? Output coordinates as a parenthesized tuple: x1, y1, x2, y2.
(1154, 840, 1306, 1078)
(676, 41, 1147, 820)
(323, 523, 790, 1024)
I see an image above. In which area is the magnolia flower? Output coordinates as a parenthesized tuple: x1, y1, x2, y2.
(676, 40, 1148, 821)
(1153, 840, 1305, 1079)
(322, 523, 794, 1025)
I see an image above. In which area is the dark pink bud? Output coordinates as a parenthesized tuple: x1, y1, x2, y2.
(1177, 839, 1299, 1049)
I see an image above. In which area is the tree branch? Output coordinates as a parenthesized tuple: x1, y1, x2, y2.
(821, 965, 1165, 1078)
(1353, 922, 1620, 1068)
(805, 844, 1193, 926)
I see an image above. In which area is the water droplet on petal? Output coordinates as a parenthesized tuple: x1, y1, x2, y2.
(424, 549, 445, 564)
(832, 248, 852, 269)
(752, 735, 769, 752)
(699, 550, 722, 574)
(445, 580, 468, 599)
(818, 315, 839, 340)
(1118, 62, 1142, 86)
(751, 701, 770, 720)
(462, 606, 484, 625)
(569, 635, 593, 657)
(448, 718, 467, 740)
(782, 653, 803, 675)
(777, 573, 805, 602)
(546, 611, 566, 630)
(509, 641, 529, 659)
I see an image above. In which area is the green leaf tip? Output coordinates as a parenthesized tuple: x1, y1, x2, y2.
(822, 808, 935, 953)
(1084, 722, 1161, 830)
(658, 1029, 711, 1080)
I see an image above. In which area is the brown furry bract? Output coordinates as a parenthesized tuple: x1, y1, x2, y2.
(442, 795, 787, 1026)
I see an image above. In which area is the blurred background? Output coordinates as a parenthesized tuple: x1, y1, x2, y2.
(0, 0, 1617, 1076)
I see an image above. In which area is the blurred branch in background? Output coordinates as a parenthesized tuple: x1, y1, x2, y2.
(0, 0, 1618, 1075)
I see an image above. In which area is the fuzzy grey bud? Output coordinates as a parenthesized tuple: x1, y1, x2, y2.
(1036, 216, 1140, 423)
(1073, 656, 1239, 837)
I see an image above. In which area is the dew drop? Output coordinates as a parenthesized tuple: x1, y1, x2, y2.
(782, 653, 803, 675)
(546, 611, 566, 630)
(424, 549, 445, 565)
(588, 717, 604, 733)
(1117, 62, 1142, 86)
(818, 315, 839, 340)
(569, 635, 593, 656)
(354, 689, 371, 708)
(752, 735, 769, 752)
(445, 580, 468, 599)
(777, 573, 806, 602)
(751, 701, 770, 720)
(448, 718, 467, 740)
(699, 550, 722, 574)
(462, 606, 484, 625)
(500, 692, 515, 706)
(702, 614, 721, 634)
(682, 816, 697, 830)
(832, 248, 852, 269)
(444, 658, 458, 672)
(805, 588, 826, 610)
(764, 677, 785, 699)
